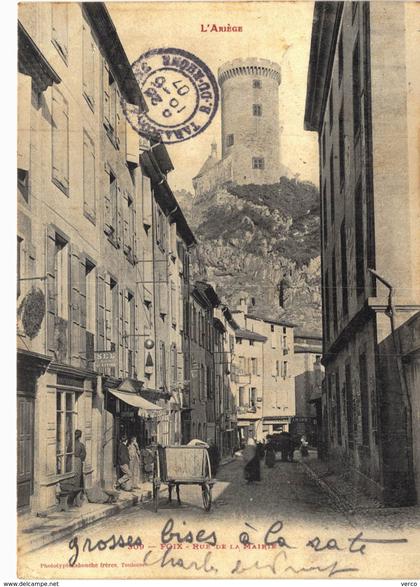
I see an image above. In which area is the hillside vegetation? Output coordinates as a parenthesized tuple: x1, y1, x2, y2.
(175, 177, 321, 332)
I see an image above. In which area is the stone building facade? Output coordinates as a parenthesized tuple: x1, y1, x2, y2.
(17, 2, 147, 511)
(304, 2, 420, 505)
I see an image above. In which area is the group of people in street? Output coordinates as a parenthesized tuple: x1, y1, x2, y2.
(115, 434, 145, 491)
(242, 434, 310, 482)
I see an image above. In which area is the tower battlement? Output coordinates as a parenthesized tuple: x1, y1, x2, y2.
(218, 58, 281, 86)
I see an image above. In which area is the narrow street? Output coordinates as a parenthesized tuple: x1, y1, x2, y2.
(21, 456, 419, 580)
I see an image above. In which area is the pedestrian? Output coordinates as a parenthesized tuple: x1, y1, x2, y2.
(300, 435, 309, 458)
(74, 429, 86, 490)
(243, 438, 261, 483)
(115, 434, 133, 491)
(264, 441, 276, 468)
(128, 435, 141, 489)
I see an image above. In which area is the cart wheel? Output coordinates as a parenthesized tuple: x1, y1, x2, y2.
(202, 483, 212, 512)
(153, 481, 159, 512)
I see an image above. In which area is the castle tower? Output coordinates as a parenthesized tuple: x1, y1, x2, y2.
(218, 58, 281, 185)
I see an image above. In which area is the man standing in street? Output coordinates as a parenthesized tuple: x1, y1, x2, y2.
(115, 433, 133, 491)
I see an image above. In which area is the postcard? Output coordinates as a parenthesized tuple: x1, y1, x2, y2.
(16, 0, 420, 580)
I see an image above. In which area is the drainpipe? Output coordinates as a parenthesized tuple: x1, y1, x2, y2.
(368, 268, 415, 500)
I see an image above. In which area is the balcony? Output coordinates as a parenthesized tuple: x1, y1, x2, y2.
(237, 405, 257, 415)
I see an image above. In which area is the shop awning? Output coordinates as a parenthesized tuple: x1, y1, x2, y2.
(108, 388, 164, 418)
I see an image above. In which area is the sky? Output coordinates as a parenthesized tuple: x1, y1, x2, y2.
(108, 1, 319, 193)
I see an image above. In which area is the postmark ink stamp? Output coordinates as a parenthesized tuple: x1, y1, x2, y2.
(124, 47, 219, 144)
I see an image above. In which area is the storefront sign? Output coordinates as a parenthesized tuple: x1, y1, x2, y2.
(291, 416, 316, 424)
(95, 351, 116, 372)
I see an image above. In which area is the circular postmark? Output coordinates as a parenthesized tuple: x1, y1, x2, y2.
(125, 47, 219, 145)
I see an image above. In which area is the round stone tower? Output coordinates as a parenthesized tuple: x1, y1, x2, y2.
(218, 58, 281, 185)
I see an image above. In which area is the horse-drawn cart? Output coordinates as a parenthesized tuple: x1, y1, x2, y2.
(152, 445, 214, 512)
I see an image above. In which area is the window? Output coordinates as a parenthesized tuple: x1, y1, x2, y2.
(159, 341, 167, 388)
(52, 88, 69, 195)
(17, 237, 23, 298)
(170, 281, 176, 327)
(104, 170, 118, 238)
(360, 352, 370, 446)
(329, 86, 334, 131)
(253, 79, 262, 89)
(322, 181, 328, 245)
(156, 208, 165, 249)
(330, 149, 335, 222)
(282, 334, 287, 350)
(253, 104, 262, 116)
(352, 37, 361, 139)
(281, 361, 288, 379)
(82, 24, 95, 109)
(338, 32, 344, 86)
(249, 339, 254, 346)
(332, 249, 338, 334)
(83, 131, 96, 221)
(251, 357, 258, 376)
(340, 220, 349, 317)
(107, 278, 118, 359)
(55, 234, 69, 320)
(127, 292, 135, 377)
(123, 193, 135, 258)
(51, 3, 68, 63)
(235, 337, 242, 345)
(56, 391, 75, 475)
(339, 104, 345, 188)
(355, 181, 365, 297)
(324, 269, 330, 341)
(239, 386, 247, 407)
(18, 169, 29, 202)
(170, 344, 177, 386)
(250, 388, 257, 407)
(238, 356, 246, 374)
(103, 63, 119, 147)
(252, 157, 264, 170)
(345, 362, 354, 448)
(85, 259, 96, 334)
(226, 133, 234, 147)
(275, 360, 280, 377)
(336, 372, 342, 445)
(271, 325, 276, 349)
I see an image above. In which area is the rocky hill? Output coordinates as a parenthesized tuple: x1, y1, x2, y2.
(175, 177, 321, 332)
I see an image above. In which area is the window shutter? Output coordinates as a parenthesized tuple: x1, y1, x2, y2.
(105, 275, 112, 350)
(17, 73, 32, 171)
(52, 88, 69, 193)
(142, 173, 153, 228)
(119, 289, 124, 376)
(51, 3, 68, 61)
(158, 264, 168, 315)
(70, 245, 81, 364)
(123, 192, 129, 249)
(103, 163, 112, 231)
(103, 59, 110, 127)
(79, 256, 87, 367)
(46, 227, 57, 354)
(131, 204, 136, 259)
(170, 281, 176, 326)
(96, 272, 105, 351)
(116, 185, 122, 245)
(82, 25, 95, 108)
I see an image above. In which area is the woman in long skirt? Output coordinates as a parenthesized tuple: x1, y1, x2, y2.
(128, 435, 141, 489)
(243, 438, 261, 483)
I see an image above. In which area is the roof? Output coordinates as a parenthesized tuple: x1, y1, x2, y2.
(245, 313, 297, 328)
(235, 328, 267, 342)
(304, 2, 343, 132)
(294, 329, 322, 341)
(83, 3, 146, 110)
(140, 146, 196, 246)
(193, 152, 219, 180)
(193, 281, 221, 308)
(294, 345, 322, 354)
(18, 22, 61, 91)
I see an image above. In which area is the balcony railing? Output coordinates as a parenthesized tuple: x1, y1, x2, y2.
(237, 405, 257, 414)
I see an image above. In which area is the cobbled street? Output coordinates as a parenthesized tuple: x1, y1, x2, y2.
(21, 456, 420, 580)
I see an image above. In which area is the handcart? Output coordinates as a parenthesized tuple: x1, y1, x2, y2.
(152, 445, 214, 512)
